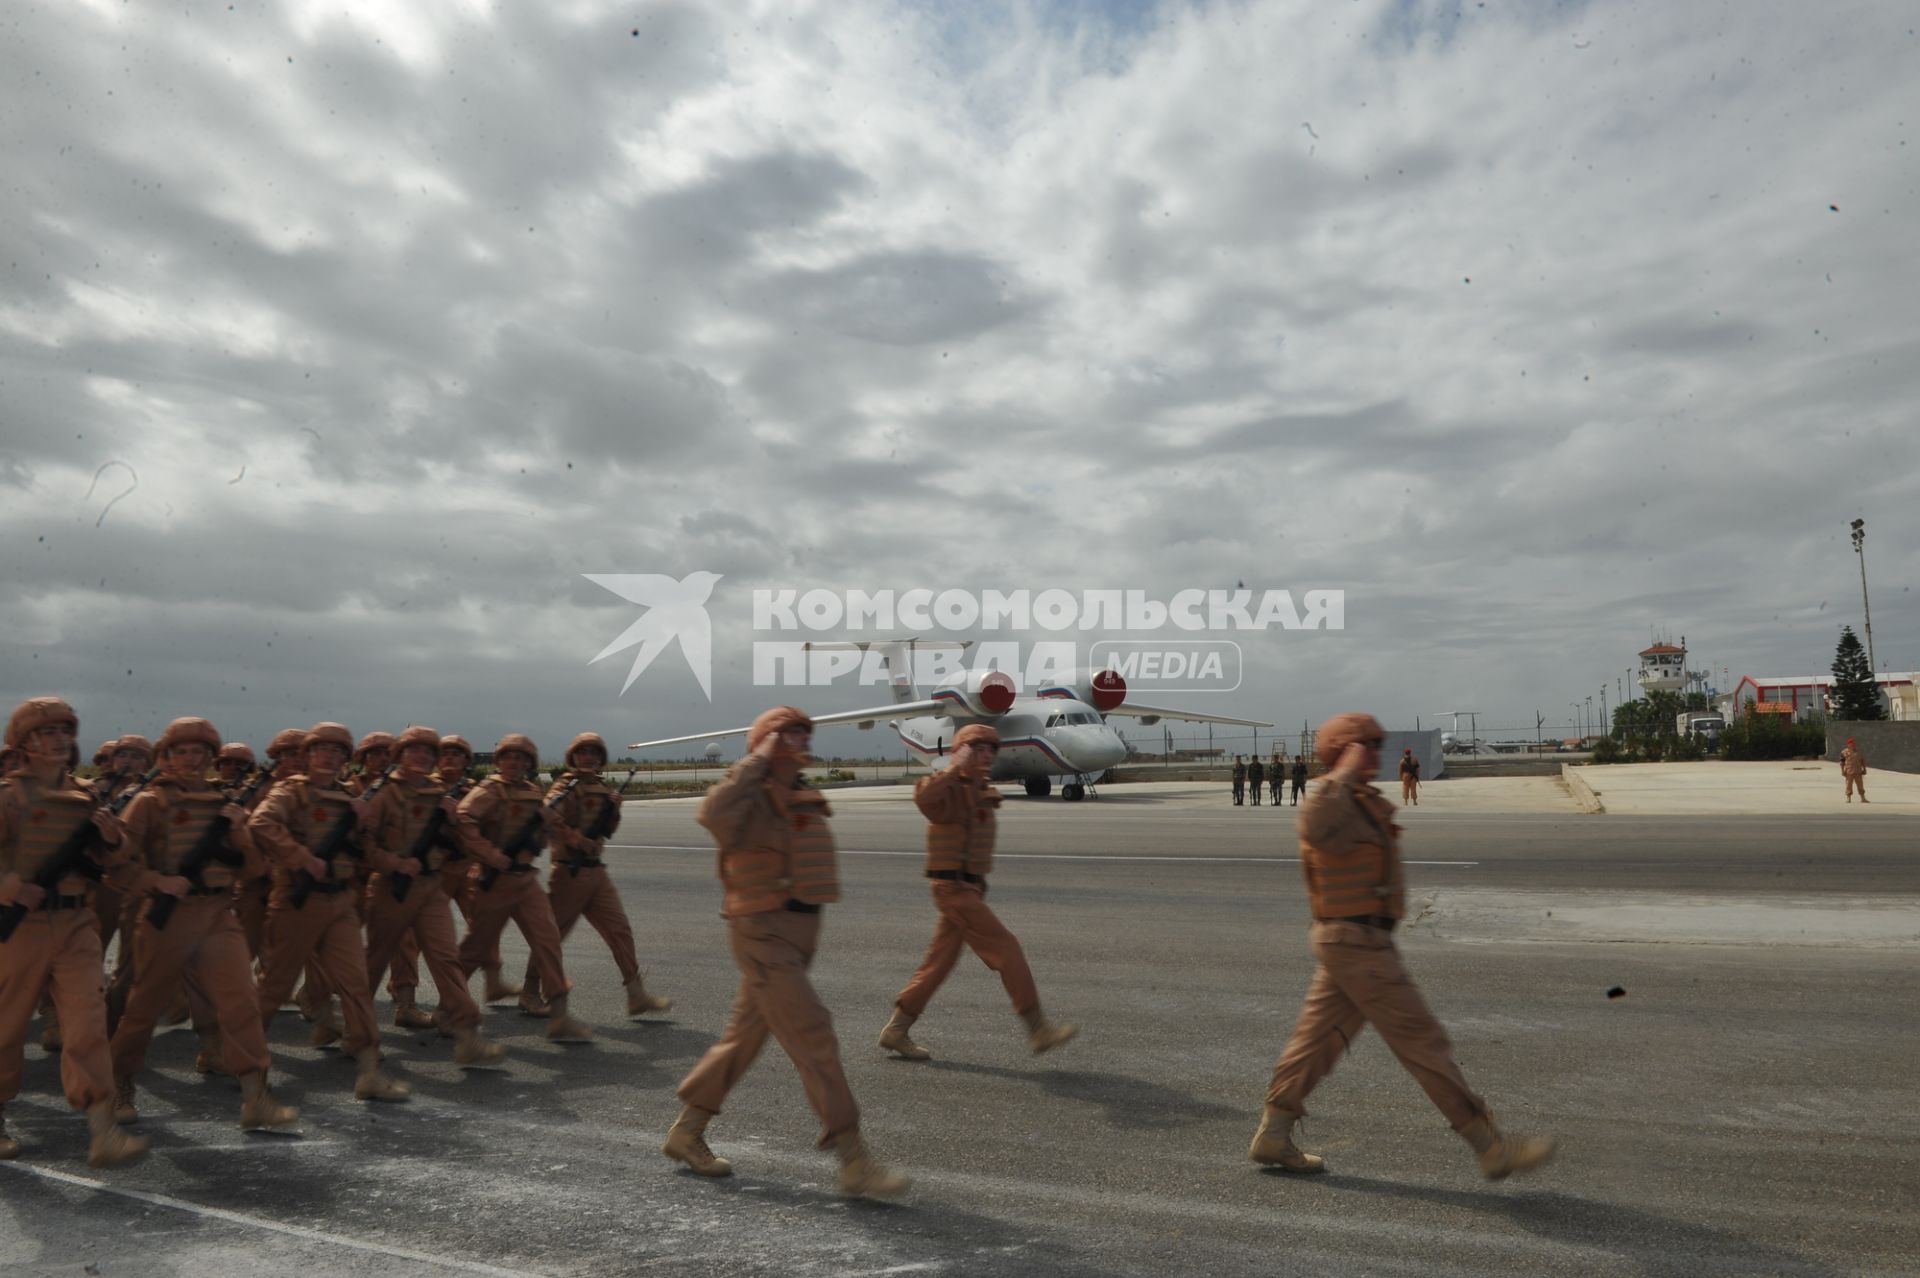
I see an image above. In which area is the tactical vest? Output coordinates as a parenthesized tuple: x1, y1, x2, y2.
(924, 785, 998, 877)
(147, 780, 235, 887)
(720, 787, 840, 916)
(282, 778, 358, 883)
(2, 778, 99, 895)
(1298, 789, 1406, 921)
(385, 774, 448, 868)
(557, 775, 617, 862)
(475, 778, 545, 854)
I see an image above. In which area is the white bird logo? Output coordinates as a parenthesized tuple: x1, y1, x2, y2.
(583, 571, 723, 699)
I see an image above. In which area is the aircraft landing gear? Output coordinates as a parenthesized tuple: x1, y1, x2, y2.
(1060, 773, 1100, 801)
(1025, 776, 1052, 798)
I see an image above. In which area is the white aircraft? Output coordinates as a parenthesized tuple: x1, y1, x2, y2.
(627, 639, 1271, 801)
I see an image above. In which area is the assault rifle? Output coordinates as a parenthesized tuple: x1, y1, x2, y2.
(389, 768, 478, 901)
(288, 765, 394, 909)
(477, 774, 580, 892)
(0, 767, 160, 942)
(146, 766, 278, 932)
(565, 770, 637, 875)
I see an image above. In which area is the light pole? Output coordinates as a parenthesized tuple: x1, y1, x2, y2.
(1851, 518, 1877, 673)
(1570, 701, 1582, 743)
(1585, 696, 1594, 743)
(1600, 685, 1608, 739)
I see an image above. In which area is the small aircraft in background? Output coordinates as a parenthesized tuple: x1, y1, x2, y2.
(628, 640, 1271, 801)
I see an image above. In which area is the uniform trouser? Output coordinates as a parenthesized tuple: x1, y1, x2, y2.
(1291, 780, 1304, 804)
(1845, 775, 1866, 799)
(1232, 780, 1244, 804)
(91, 880, 125, 961)
(1266, 921, 1489, 1130)
(390, 933, 420, 999)
(456, 870, 568, 997)
(255, 890, 380, 1056)
(235, 878, 272, 960)
(442, 861, 503, 974)
(894, 879, 1039, 1018)
(522, 865, 640, 988)
(0, 908, 115, 1110)
(1249, 779, 1263, 804)
(1402, 779, 1418, 804)
(363, 878, 480, 1030)
(677, 909, 859, 1146)
(110, 895, 271, 1080)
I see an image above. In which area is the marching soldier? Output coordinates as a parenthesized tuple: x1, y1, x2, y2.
(880, 724, 1075, 1062)
(1399, 748, 1420, 805)
(1231, 755, 1246, 805)
(236, 730, 308, 961)
(355, 726, 504, 1065)
(518, 733, 672, 1018)
(436, 734, 517, 1005)
(1841, 737, 1869, 803)
(247, 723, 410, 1102)
(90, 740, 117, 772)
(342, 732, 396, 797)
(1249, 713, 1553, 1180)
(213, 741, 254, 788)
(454, 734, 593, 1042)
(664, 707, 908, 1198)
(1248, 754, 1266, 806)
(0, 747, 24, 777)
(0, 697, 149, 1167)
(90, 734, 154, 973)
(107, 718, 298, 1131)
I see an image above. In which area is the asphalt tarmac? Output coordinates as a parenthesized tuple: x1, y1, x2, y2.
(3, 782, 1916, 1277)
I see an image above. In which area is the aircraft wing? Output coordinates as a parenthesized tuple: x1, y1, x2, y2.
(1104, 702, 1273, 728)
(628, 699, 948, 751)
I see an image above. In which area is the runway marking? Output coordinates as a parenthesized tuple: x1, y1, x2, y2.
(608, 843, 1477, 867)
(0, 1162, 549, 1278)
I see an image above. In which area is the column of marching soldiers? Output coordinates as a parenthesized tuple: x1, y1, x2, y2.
(2, 697, 1554, 1199)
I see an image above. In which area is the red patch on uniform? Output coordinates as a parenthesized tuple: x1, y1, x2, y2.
(30, 809, 47, 821)
(173, 809, 193, 825)
(410, 805, 425, 818)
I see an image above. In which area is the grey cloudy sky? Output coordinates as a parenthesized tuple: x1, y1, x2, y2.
(3, 0, 1917, 758)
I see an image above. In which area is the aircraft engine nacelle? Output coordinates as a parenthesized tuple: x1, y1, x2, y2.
(1044, 668, 1127, 713)
(931, 669, 1018, 717)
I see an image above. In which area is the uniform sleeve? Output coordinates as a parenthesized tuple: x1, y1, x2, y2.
(913, 770, 972, 825)
(248, 782, 310, 872)
(456, 783, 509, 868)
(110, 791, 166, 895)
(0, 783, 23, 905)
(697, 754, 772, 846)
(1297, 765, 1369, 850)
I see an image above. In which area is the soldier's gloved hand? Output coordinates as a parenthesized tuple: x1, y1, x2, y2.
(7, 876, 46, 910)
(221, 803, 247, 823)
(155, 875, 191, 898)
(92, 810, 125, 845)
(304, 856, 330, 878)
(438, 796, 460, 816)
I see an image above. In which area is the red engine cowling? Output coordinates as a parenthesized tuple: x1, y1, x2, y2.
(934, 669, 1018, 717)
(1043, 668, 1126, 712)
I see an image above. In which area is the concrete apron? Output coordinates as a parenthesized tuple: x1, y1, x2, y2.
(1403, 888, 1920, 948)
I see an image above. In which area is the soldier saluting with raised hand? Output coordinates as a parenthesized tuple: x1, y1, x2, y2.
(880, 723, 1076, 1062)
(1250, 713, 1553, 1180)
(0, 697, 149, 1168)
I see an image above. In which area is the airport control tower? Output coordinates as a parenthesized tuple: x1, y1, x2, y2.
(1638, 638, 1688, 697)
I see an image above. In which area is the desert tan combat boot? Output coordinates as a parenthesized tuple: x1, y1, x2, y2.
(878, 1008, 931, 1061)
(452, 1025, 508, 1067)
(1248, 1104, 1326, 1173)
(0, 1106, 20, 1160)
(483, 965, 522, 1003)
(1020, 1007, 1078, 1054)
(392, 991, 437, 1030)
(834, 1130, 911, 1198)
(87, 1100, 149, 1168)
(238, 1071, 300, 1132)
(662, 1105, 733, 1176)
(352, 1047, 412, 1102)
(625, 972, 673, 1016)
(111, 1075, 139, 1125)
(195, 1026, 226, 1075)
(545, 993, 594, 1043)
(1460, 1115, 1555, 1180)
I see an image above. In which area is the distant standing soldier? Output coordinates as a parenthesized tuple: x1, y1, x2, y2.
(0, 697, 150, 1167)
(1248, 713, 1553, 1180)
(880, 724, 1076, 1063)
(1290, 753, 1308, 806)
(1231, 755, 1247, 806)
(519, 732, 672, 1018)
(1270, 754, 1285, 812)
(1841, 737, 1869, 803)
(664, 707, 909, 1198)
(1398, 748, 1420, 806)
(1248, 754, 1266, 807)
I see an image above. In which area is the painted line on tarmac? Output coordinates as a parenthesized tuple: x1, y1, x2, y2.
(609, 843, 1477, 867)
(0, 1162, 548, 1278)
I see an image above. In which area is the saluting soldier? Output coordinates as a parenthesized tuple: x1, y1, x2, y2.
(247, 723, 410, 1102)
(454, 734, 593, 1042)
(1248, 754, 1266, 806)
(664, 707, 908, 1198)
(1249, 713, 1553, 1180)
(880, 724, 1076, 1062)
(518, 732, 672, 1018)
(107, 718, 297, 1132)
(0, 698, 149, 1167)
(356, 726, 504, 1065)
